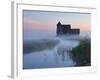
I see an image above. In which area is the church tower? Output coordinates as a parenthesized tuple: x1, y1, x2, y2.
(57, 22, 63, 35)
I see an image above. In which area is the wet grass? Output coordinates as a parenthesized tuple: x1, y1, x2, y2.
(23, 39, 59, 54)
(70, 38, 91, 66)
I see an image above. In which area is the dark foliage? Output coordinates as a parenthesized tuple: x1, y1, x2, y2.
(23, 39, 59, 54)
(70, 39, 91, 66)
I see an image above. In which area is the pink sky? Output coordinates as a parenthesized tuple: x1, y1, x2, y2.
(24, 18, 90, 32)
(72, 21, 90, 32)
(24, 18, 55, 31)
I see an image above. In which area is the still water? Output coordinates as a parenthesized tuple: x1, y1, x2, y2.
(23, 36, 79, 69)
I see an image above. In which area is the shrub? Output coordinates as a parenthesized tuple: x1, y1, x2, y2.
(70, 38, 91, 66)
(23, 39, 59, 54)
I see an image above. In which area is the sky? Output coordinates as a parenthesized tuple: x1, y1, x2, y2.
(23, 10, 91, 32)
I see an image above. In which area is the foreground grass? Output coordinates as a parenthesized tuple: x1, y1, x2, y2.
(70, 38, 91, 66)
(23, 39, 59, 54)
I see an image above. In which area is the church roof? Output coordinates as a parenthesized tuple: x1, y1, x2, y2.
(57, 21, 61, 26)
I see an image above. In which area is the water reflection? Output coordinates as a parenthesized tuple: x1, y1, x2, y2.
(57, 47, 67, 61)
(23, 39, 78, 69)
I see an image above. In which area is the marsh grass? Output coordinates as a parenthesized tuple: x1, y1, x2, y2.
(23, 39, 59, 54)
(70, 38, 91, 66)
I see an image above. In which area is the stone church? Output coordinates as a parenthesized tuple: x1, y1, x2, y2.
(56, 22, 80, 35)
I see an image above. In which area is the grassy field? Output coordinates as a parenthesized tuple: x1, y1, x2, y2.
(23, 39, 59, 54)
(70, 38, 91, 66)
